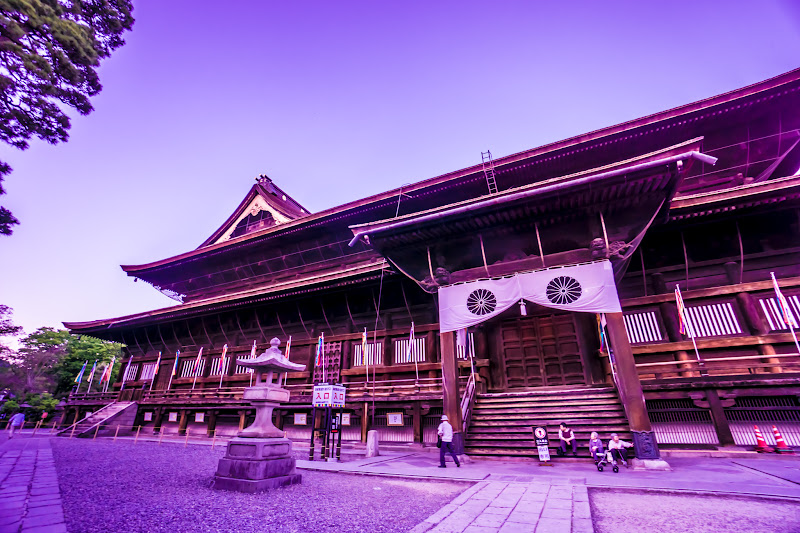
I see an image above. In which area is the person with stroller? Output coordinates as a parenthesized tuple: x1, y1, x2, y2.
(589, 431, 604, 463)
(608, 433, 634, 465)
(558, 422, 577, 456)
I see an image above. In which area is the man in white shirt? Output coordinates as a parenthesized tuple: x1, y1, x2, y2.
(437, 415, 461, 468)
(7, 411, 25, 438)
(608, 433, 634, 464)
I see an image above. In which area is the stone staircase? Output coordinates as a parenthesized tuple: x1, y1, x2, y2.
(465, 386, 631, 459)
(57, 402, 138, 438)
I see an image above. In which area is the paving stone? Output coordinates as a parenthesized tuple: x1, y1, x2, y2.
(572, 517, 594, 533)
(498, 522, 534, 533)
(410, 522, 434, 533)
(539, 507, 571, 521)
(21, 524, 67, 533)
(0, 520, 22, 533)
(481, 506, 513, 517)
(451, 484, 486, 506)
(24, 505, 63, 519)
(543, 498, 572, 510)
(572, 501, 591, 519)
(515, 501, 543, 516)
(488, 498, 520, 508)
(26, 497, 62, 509)
(20, 512, 64, 528)
(425, 503, 459, 524)
(472, 513, 506, 528)
(534, 518, 570, 533)
(505, 511, 541, 525)
(463, 526, 499, 533)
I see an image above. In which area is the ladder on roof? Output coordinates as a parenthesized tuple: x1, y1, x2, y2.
(481, 150, 499, 194)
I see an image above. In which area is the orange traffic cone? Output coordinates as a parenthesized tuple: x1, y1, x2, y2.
(754, 425, 774, 453)
(771, 425, 795, 454)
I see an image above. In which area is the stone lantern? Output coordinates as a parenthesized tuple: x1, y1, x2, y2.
(214, 338, 306, 492)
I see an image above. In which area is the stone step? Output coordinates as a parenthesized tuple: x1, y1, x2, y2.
(480, 386, 615, 397)
(477, 392, 619, 404)
(474, 401, 623, 413)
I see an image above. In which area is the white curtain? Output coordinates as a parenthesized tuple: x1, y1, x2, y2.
(438, 260, 621, 332)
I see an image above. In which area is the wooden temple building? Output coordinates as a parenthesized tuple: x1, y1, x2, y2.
(63, 68, 800, 458)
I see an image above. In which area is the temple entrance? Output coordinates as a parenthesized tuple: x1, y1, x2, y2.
(499, 313, 586, 389)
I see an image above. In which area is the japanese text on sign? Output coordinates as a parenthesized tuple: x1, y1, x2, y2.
(312, 384, 346, 407)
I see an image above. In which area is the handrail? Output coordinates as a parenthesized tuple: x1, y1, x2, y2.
(57, 400, 118, 435)
(460, 373, 477, 433)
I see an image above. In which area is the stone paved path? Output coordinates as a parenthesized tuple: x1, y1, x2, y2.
(411, 481, 592, 533)
(0, 437, 67, 533)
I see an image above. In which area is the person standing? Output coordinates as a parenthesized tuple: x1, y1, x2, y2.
(559, 422, 577, 456)
(437, 415, 461, 468)
(7, 411, 25, 438)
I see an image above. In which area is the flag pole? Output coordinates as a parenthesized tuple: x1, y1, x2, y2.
(249, 341, 256, 387)
(218, 345, 228, 389)
(409, 322, 419, 382)
(771, 272, 800, 355)
(281, 336, 292, 387)
(322, 332, 326, 383)
(676, 285, 704, 374)
(167, 350, 179, 391)
(192, 348, 204, 390)
(150, 352, 162, 392)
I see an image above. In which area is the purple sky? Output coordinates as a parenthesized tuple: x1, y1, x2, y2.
(1, 1, 799, 338)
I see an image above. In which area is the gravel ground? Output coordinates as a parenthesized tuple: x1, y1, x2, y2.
(51, 439, 465, 533)
(591, 489, 800, 533)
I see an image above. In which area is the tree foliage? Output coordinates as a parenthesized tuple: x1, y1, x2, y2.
(0, 304, 22, 355)
(0, 327, 122, 397)
(0, 1, 135, 235)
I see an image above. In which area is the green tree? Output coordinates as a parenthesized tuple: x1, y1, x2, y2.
(0, 304, 22, 355)
(0, 1, 135, 235)
(1, 327, 122, 397)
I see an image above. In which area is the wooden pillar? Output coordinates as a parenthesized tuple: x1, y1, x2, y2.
(238, 410, 247, 431)
(706, 389, 736, 446)
(440, 331, 464, 454)
(361, 402, 369, 442)
(207, 410, 218, 437)
(178, 410, 188, 436)
(675, 350, 700, 378)
(758, 344, 783, 374)
(604, 312, 660, 459)
(274, 409, 284, 430)
(412, 402, 422, 444)
(153, 407, 164, 433)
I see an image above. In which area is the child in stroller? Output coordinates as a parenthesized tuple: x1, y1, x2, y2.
(596, 433, 634, 473)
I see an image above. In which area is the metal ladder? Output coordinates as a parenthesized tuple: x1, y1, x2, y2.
(481, 150, 498, 194)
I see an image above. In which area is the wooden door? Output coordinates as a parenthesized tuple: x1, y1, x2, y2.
(500, 314, 586, 388)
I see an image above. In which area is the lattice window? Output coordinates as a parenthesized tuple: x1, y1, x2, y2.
(123, 364, 139, 382)
(394, 337, 426, 364)
(759, 294, 800, 332)
(180, 359, 204, 378)
(623, 310, 664, 344)
(685, 302, 742, 338)
(235, 353, 255, 375)
(209, 356, 231, 376)
(456, 332, 475, 360)
(353, 342, 382, 366)
(140, 362, 158, 381)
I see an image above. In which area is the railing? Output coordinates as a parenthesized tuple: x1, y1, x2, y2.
(460, 373, 477, 433)
(142, 386, 246, 402)
(636, 353, 800, 380)
(58, 400, 118, 436)
(68, 391, 119, 403)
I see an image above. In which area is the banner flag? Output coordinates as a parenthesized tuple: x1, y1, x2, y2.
(193, 347, 204, 377)
(406, 322, 415, 361)
(674, 285, 694, 338)
(456, 328, 468, 355)
(771, 272, 798, 328)
(100, 356, 116, 383)
(315, 334, 324, 367)
(74, 360, 88, 384)
(361, 328, 368, 360)
(439, 260, 621, 332)
(86, 360, 98, 385)
(172, 350, 181, 376)
(285, 336, 292, 359)
(597, 314, 607, 354)
(152, 351, 162, 379)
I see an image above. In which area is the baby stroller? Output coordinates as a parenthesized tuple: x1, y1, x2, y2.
(596, 449, 627, 473)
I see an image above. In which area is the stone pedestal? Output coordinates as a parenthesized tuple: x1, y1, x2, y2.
(214, 437, 301, 492)
(366, 429, 380, 458)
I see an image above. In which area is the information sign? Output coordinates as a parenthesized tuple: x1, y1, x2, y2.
(532, 426, 551, 462)
(312, 384, 346, 407)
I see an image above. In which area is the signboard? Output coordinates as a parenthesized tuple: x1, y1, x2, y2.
(168, 412, 178, 422)
(143, 412, 153, 422)
(294, 413, 307, 425)
(341, 413, 351, 426)
(312, 384, 346, 407)
(532, 426, 550, 462)
(195, 412, 205, 423)
(387, 412, 404, 426)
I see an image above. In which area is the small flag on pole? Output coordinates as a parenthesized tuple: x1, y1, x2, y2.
(315, 334, 324, 367)
(192, 347, 204, 390)
(597, 314, 607, 354)
(150, 351, 162, 391)
(285, 336, 292, 359)
(675, 286, 693, 338)
(406, 322, 415, 361)
(100, 357, 116, 383)
(86, 360, 98, 384)
(74, 360, 88, 384)
(172, 350, 181, 376)
(218, 344, 228, 388)
(771, 272, 798, 328)
(361, 328, 368, 362)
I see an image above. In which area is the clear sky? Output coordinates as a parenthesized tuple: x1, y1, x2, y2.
(1, 0, 799, 338)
